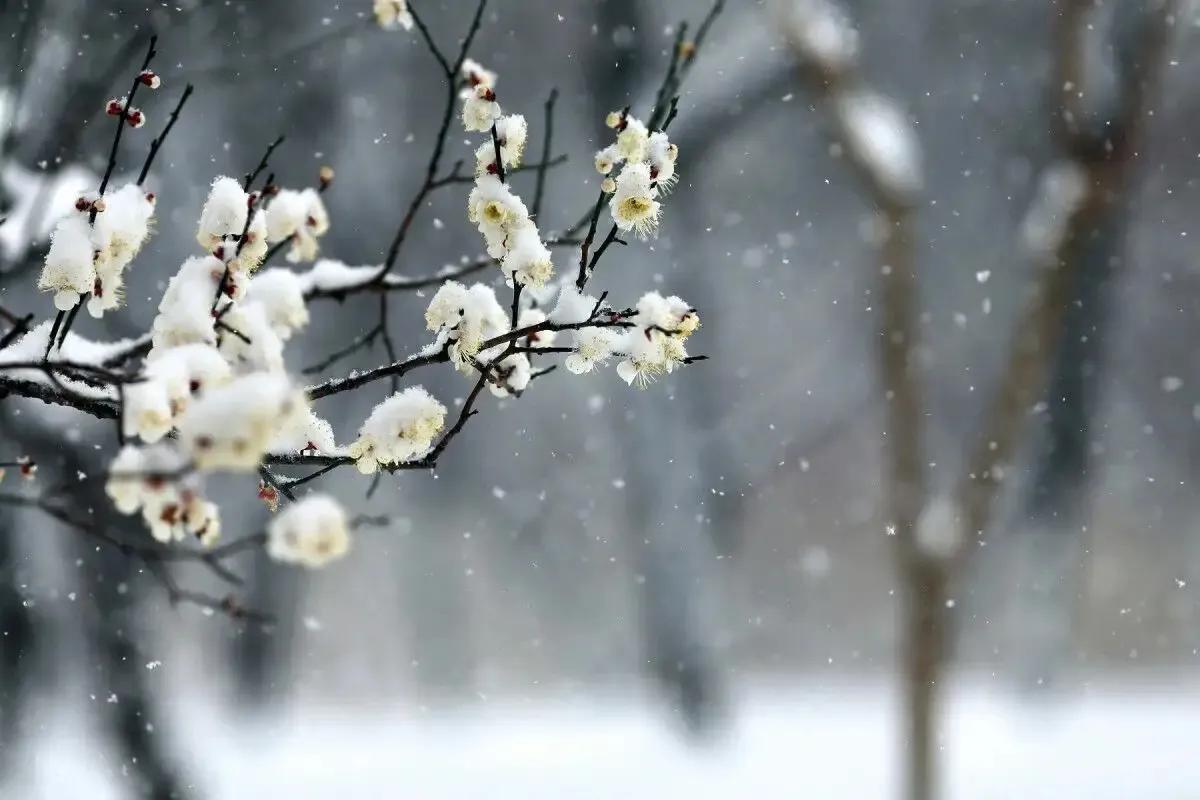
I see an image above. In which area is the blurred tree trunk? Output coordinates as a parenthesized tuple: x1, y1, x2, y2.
(1012, 0, 1175, 687)
(0, 508, 37, 769)
(61, 444, 191, 799)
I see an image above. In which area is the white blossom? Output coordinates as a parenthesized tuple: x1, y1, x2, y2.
(89, 184, 156, 318)
(105, 443, 220, 547)
(565, 327, 621, 375)
(499, 220, 554, 288)
(176, 372, 308, 470)
(38, 213, 94, 311)
(594, 144, 619, 176)
(151, 256, 228, 351)
(122, 378, 174, 443)
(460, 58, 496, 97)
(483, 351, 531, 398)
(270, 408, 337, 455)
(267, 494, 350, 568)
(373, 0, 412, 30)
(646, 131, 679, 192)
(615, 116, 649, 163)
(610, 162, 661, 237)
(425, 280, 507, 368)
(462, 84, 501, 133)
(494, 114, 527, 167)
(218, 302, 286, 374)
(245, 268, 310, 339)
(615, 291, 698, 386)
(348, 385, 446, 474)
(467, 174, 530, 258)
(516, 308, 557, 349)
(196, 176, 249, 254)
(265, 188, 329, 263)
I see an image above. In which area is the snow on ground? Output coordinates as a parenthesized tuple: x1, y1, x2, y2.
(8, 676, 1199, 799)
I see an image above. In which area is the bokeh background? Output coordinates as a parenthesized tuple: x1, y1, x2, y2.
(1, 0, 1199, 797)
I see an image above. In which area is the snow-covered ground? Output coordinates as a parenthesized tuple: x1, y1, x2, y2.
(10, 677, 1198, 799)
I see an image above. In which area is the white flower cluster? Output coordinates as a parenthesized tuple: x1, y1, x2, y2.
(614, 291, 699, 386)
(548, 283, 698, 385)
(348, 386, 446, 474)
(101, 176, 343, 555)
(267, 494, 351, 568)
(105, 444, 221, 547)
(551, 283, 623, 375)
(264, 187, 329, 263)
(595, 109, 679, 237)
(460, 63, 553, 290)
(132, 180, 319, 449)
(373, 0, 413, 31)
(38, 184, 156, 315)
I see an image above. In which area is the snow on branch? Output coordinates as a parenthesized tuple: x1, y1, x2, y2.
(0, 0, 725, 617)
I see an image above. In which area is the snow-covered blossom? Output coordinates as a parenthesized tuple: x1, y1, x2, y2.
(373, 0, 413, 30)
(516, 308, 557, 349)
(106, 97, 145, 128)
(425, 280, 507, 368)
(494, 114, 527, 167)
(348, 386, 446, 474)
(177, 372, 308, 470)
(615, 291, 698, 386)
(483, 351, 531, 398)
(151, 256, 229, 351)
(226, 207, 268, 272)
(474, 114, 527, 174)
(467, 173, 530, 258)
(265, 188, 329, 263)
(615, 116, 649, 164)
(646, 131, 679, 192)
(610, 162, 661, 238)
(594, 145, 619, 176)
(218, 302, 286, 374)
(270, 408, 337, 455)
(462, 84, 501, 133)
(105, 443, 221, 547)
(551, 283, 620, 374)
(460, 58, 496, 97)
(565, 327, 621, 375)
(267, 494, 350, 568)
(123, 378, 173, 443)
(196, 176, 249, 253)
(499, 220, 554, 288)
(88, 184, 157, 318)
(128, 341, 233, 443)
(38, 213, 95, 310)
(245, 268, 310, 340)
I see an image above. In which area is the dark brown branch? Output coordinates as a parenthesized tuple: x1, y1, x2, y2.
(137, 83, 194, 186)
(376, 0, 489, 282)
(532, 88, 560, 220)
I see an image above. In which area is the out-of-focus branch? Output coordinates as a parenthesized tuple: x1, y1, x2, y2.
(781, 1, 1178, 799)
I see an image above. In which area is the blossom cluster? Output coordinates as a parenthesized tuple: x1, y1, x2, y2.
(267, 494, 350, 569)
(38, 184, 156, 316)
(461, 61, 553, 290)
(13, 12, 710, 580)
(595, 109, 679, 237)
